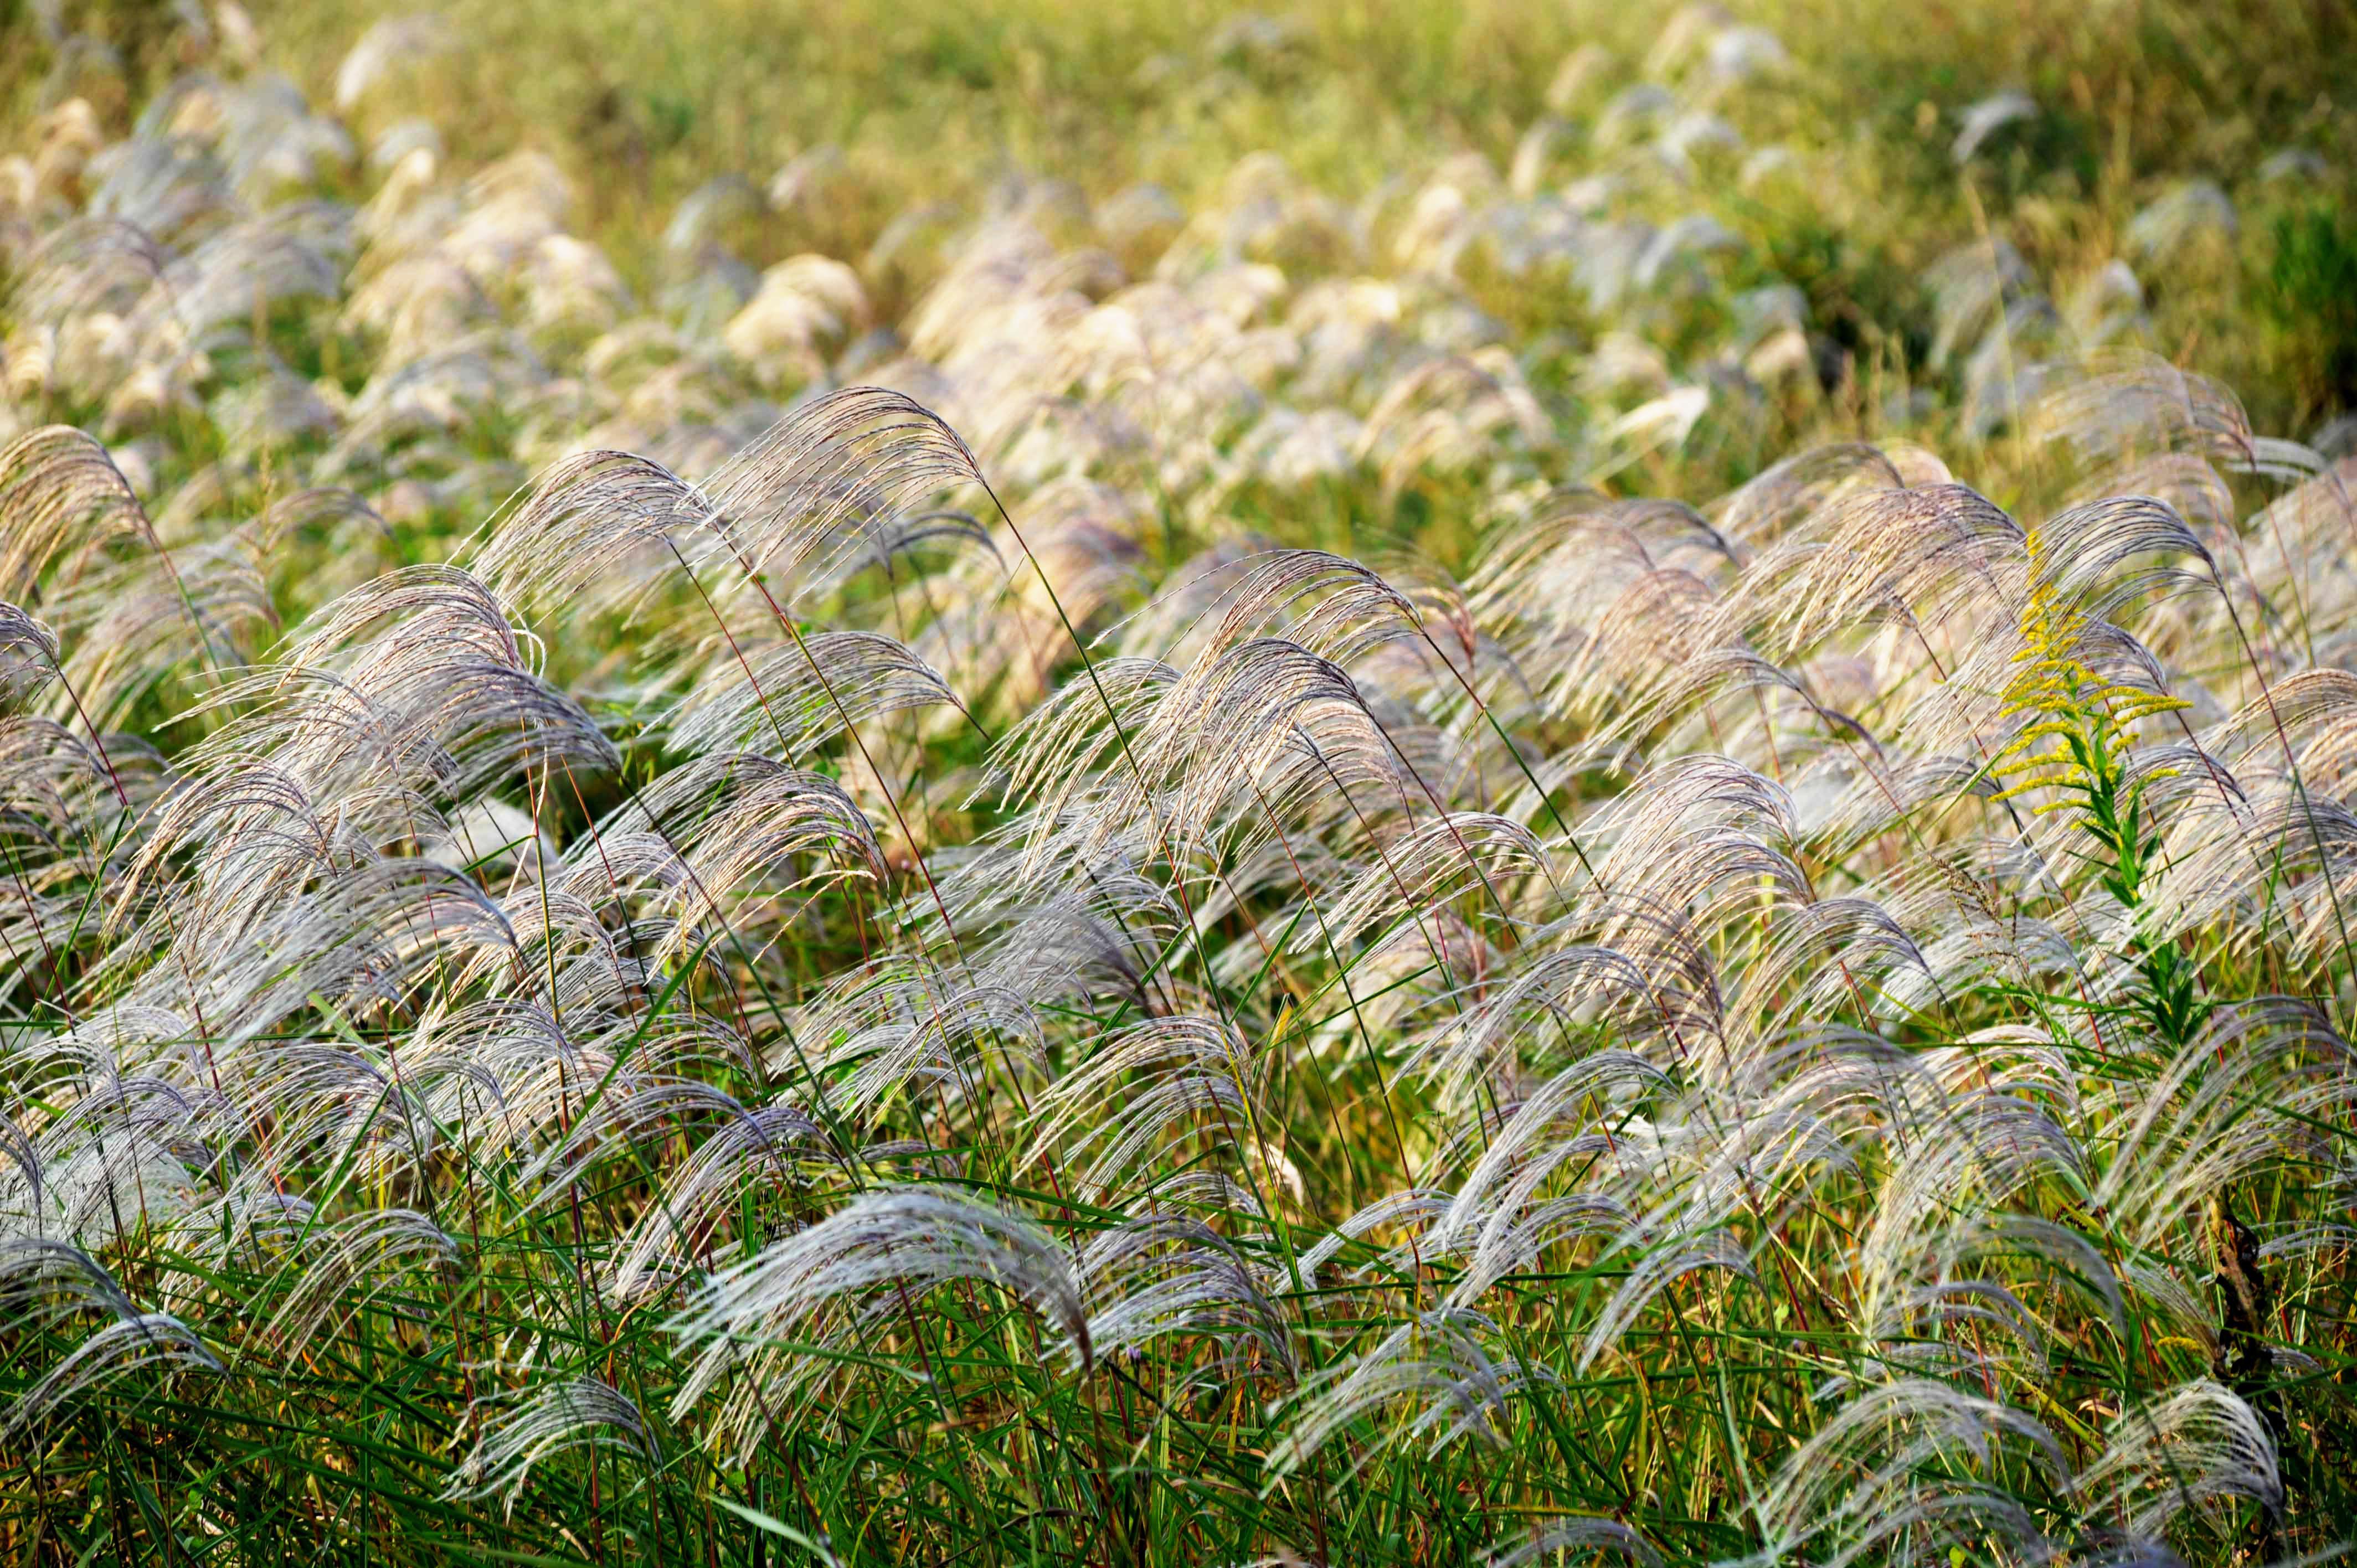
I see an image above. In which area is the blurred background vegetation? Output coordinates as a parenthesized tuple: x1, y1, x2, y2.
(8, 0, 2355, 442)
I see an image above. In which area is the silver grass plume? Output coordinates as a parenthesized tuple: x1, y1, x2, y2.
(669, 1185, 1087, 1461)
(440, 1377, 653, 1514)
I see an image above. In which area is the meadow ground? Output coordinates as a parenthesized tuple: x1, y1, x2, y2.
(2, 0, 2356, 1562)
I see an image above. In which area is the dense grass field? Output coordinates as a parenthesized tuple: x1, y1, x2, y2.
(3, 0, 2357, 1562)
